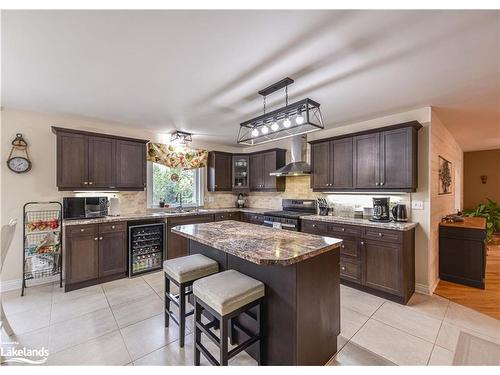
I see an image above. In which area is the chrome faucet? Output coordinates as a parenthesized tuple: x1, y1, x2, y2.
(176, 192, 183, 212)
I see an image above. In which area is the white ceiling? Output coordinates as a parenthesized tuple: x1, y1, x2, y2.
(2, 10, 499, 151)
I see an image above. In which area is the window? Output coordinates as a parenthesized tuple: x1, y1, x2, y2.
(147, 162, 204, 207)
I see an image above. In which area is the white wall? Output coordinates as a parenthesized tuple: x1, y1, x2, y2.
(0, 108, 239, 288)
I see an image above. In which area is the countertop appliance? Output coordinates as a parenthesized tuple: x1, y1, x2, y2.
(370, 197, 391, 222)
(63, 197, 108, 220)
(392, 203, 408, 222)
(318, 198, 329, 216)
(128, 222, 165, 277)
(263, 199, 317, 231)
(108, 197, 120, 216)
(236, 193, 246, 208)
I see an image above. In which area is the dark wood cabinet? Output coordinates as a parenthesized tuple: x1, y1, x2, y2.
(53, 127, 148, 191)
(115, 140, 147, 190)
(309, 121, 421, 192)
(88, 136, 115, 188)
(207, 151, 232, 192)
(65, 222, 127, 291)
(301, 220, 415, 304)
(353, 133, 380, 189)
(311, 138, 353, 190)
(214, 211, 240, 221)
(166, 214, 214, 259)
(56, 132, 89, 189)
(249, 149, 286, 192)
(240, 212, 264, 225)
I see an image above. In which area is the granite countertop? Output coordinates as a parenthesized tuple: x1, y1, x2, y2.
(63, 207, 268, 226)
(301, 215, 418, 231)
(172, 220, 342, 266)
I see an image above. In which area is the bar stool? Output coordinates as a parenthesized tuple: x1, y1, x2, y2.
(163, 254, 219, 347)
(193, 269, 265, 366)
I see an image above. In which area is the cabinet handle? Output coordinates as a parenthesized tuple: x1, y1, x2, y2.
(375, 182, 380, 186)
(83, 181, 88, 185)
(360, 241, 365, 245)
(341, 266, 346, 271)
(80, 228, 85, 232)
(94, 237, 98, 241)
(341, 244, 345, 249)
(381, 182, 385, 186)
(312, 224, 317, 228)
(89, 182, 93, 185)
(341, 228, 345, 232)
(111, 225, 115, 229)
(378, 233, 383, 237)
(99, 237, 103, 240)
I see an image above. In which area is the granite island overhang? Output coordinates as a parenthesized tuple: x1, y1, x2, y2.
(171, 220, 343, 366)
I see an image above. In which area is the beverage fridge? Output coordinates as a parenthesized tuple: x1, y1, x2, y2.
(128, 222, 165, 276)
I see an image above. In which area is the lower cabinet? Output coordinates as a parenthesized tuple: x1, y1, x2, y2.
(65, 222, 127, 291)
(302, 220, 415, 304)
(214, 211, 240, 222)
(240, 212, 264, 225)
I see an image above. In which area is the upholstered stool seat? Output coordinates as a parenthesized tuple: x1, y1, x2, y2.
(193, 269, 265, 366)
(163, 254, 219, 348)
(193, 269, 265, 315)
(163, 254, 218, 284)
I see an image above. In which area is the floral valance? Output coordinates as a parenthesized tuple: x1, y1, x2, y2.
(147, 142, 208, 170)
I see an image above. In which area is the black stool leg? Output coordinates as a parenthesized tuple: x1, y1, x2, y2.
(179, 284, 186, 348)
(257, 301, 263, 365)
(220, 315, 229, 366)
(194, 298, 201, 366)
(164, 274, 170, 327)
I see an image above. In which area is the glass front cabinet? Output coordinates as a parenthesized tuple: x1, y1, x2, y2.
(232, 155, 249, 191)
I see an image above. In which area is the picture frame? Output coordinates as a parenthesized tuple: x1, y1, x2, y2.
(438, 155, 453, 195)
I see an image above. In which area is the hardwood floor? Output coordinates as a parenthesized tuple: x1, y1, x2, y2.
(435, 235, 500, 320)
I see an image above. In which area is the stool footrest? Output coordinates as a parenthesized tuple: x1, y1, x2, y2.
(196, 321, 220, 346)
(195, 342, 219, 366)
(232, 321, 255, 339)
(228, 335, 260, 359)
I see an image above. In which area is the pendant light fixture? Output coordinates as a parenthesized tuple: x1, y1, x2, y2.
(237, 77, 324, 145)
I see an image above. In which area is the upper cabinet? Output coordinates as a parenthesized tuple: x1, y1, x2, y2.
(310, 121, 421, 192)
(232, 154, 249, 191)
(52, 127, 148, 191)
(207, 151, 232, 192)
(249, 149, 286, 192)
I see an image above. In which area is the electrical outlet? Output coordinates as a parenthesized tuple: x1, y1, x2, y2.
(412, 200, 424, 210)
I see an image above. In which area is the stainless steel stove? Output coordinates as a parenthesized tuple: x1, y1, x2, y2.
(263, 199, 317, 231)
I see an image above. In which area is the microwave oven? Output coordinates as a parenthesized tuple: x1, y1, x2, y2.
(63, 197, 109, 220)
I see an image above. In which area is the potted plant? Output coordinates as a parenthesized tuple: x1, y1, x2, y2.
(464, 198, 500, 243)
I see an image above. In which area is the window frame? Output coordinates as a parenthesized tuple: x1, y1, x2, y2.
(147, 162, 204, 208)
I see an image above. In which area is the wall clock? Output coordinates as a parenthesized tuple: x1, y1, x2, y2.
(7, 133, 32, 173)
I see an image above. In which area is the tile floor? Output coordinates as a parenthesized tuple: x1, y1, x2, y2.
(1, 271, 499, 366)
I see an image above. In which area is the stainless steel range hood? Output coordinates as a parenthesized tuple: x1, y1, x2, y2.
(270, 135, 311, 177)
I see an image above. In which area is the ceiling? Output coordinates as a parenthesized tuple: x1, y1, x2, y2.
(2, 10, 499, 151)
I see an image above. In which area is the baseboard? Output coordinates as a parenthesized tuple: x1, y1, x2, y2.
(0, 275, 61, 293)
(415, 278, 440, 296)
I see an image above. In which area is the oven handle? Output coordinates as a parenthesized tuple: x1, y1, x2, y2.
(264, 220, 296, 229)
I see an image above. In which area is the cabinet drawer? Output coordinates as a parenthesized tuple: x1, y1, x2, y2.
(67, 224, 98, 237)
(99, 222, 127, 233)
(340, 257, 362, 283)
(363, 227, 402, 243)
(214, 212, 240, 221)
(339, 237, 359, 258)
(167, 214, 214, 227)
(328, 223, 361, 237)
(301, 220, 328, 236)
(241, 213, 264, 224)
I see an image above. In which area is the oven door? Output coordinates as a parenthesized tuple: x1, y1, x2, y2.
(263, 218, 297, 231)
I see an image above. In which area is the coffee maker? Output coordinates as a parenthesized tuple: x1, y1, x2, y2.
(370, 197, 391, 222)
(236, 193, 246, 208)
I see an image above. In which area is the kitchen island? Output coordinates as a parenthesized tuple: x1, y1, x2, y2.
(172, 220, 343, 366)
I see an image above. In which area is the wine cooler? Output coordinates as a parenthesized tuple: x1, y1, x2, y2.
(128, 222, 165, 277)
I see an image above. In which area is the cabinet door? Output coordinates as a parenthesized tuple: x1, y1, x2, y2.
(208, 152, 232, 191)
(262, 151, 277, 189)
(232, 155, 249, 190)
(311, 141, 330, 189)
(331, 138, 353, 188)
(99, 230, 127, 278)
(66, 234, 99, 284)
(379, 127, 413, 189)
(166, 228, 189, 259)
(363, 240, 402, 295)
(353, 133, 380, 189)
(115, 140, 146, 189)
(88, 136, 116, 189)
(249, 154, 264, 190)
(57, 132, 88, 189)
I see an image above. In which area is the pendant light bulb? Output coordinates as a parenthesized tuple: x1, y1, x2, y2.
(261, 125, 269, 135)
(283, 117, 291, 128)
(271, 121, 279, 131)
(295, 108, 304, 124)
(251, 128, 259, 137)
